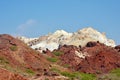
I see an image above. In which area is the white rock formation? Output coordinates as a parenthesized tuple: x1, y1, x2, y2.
(75, 51, 89, 59)
(68, 27, 115, 47)
(31, 41, 59, 51)
(17, 36, 38, 43)
(17, 27, 116, 51)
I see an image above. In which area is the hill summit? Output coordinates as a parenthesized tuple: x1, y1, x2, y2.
(17, 27, 115, 51)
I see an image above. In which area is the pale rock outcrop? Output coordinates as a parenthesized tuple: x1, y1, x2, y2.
(17, 27, 115, 51)
(31, 41, 59, 51)
(17, 36, 38, 43)
(68, 27, 115, 47)
(75, 51, 89, 59)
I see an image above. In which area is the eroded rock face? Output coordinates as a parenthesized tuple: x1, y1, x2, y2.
(76, 44, 120, 74)
(58, 42, 120, 74)
(58, 45, 84, 69)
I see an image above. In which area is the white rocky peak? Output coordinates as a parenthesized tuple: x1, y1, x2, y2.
(78, 27, 97, 32)
(17, 36, 38, 43)
(54, 30, 68, 35)
(47, 30, 73, 44)
(76, 27, 115, 47)
(52, 30, 73, 37)
(18, 27, 116, 51)
(78, 27, 102, 37)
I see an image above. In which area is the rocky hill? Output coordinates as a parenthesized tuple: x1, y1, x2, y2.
(0, 34, 50, 70)
(58, 42, 120, 74)
(1, 27, 120, 80)
(0, 34, 73, 80)
(0, 34, 61, 80)
(17, 27, 115, 51)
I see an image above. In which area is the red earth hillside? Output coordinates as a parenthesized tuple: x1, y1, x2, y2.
(0, 68, 28, 80)
(58, 42, 120, 74)
(0, 34, 51, 79)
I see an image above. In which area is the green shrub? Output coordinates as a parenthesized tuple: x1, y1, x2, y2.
(60, 71, 76, 79)
(50, 66, 96, 80)
(110, 68, 120, 77)
(47, 57, 58, 62)
(53, 51, 63, 56)
(0, 57, 9, 64)
(50, 67, 60, 73)
(26, 69, 35, 75)
(60, 71, 96, 80)
(48, 67, 97, 80)
(79, 73, 96, 80)
(63, 64, 70, 68)
(10, 45, 18, 51)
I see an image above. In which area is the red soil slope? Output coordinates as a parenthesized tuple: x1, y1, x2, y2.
(0, 34, 50, 79)
(59, 42, 120, 74)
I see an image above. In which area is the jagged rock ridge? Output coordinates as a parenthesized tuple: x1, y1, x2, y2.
(17, 27, 115, 51)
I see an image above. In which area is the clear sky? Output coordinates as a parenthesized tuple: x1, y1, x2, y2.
(0, 0, 120, 44)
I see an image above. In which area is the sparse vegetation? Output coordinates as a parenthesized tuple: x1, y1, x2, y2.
(60, 71, 76, 79)
(53, 51, 63, 56)
(60, 72, 96, 80)
(10, 45, 18, 51)
(63, 64, 70, 68)
(25, 68, 35, 75)
(45, 78, 49, 80)
(50, 67, 96, 80)
(97, 68, 120, 80)
(0, 57, 9, 64)
(50, 67, 60, 73)
(110, 68, 120, 77)
(47, 57, 58, 62)
(79, 72, 96, 80)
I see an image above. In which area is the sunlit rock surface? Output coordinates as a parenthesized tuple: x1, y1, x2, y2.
(17, 27, 115, 51)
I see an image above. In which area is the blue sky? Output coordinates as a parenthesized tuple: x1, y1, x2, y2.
(0, 0, 120, 44)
